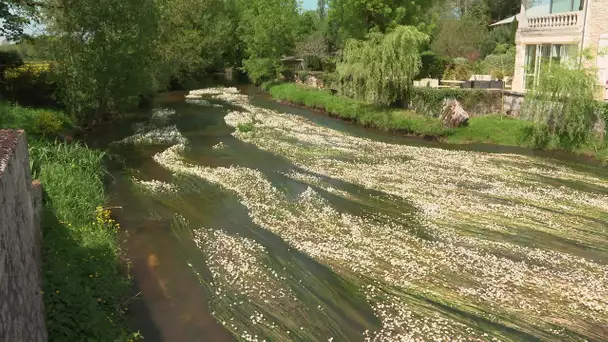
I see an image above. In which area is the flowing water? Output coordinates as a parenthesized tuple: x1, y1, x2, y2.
(97, 86, 608, 341)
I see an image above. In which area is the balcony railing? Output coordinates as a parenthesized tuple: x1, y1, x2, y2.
(527, 11, 581, 29)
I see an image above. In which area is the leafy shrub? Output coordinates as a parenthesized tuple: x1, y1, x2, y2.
(2, 63, 57, 107)
(419, 51, 451, 79)
(0, 50, 24, 69)
(411, 88, 502, 117)
(481, 44, 515, 80)
(296, 70, 309, 82)
(32, 111, 63, 136)
(600, 102, 608, 128)
(243, 57, 281, 84)
(321, 56, 336, 73)
(443, 59, 474, 81)
(0, 103, 71, 137)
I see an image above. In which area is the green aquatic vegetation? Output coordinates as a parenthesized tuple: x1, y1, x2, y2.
(135, 87, 608, 340)
(237, 122, 256, 133)
(132, 177, 380, 341)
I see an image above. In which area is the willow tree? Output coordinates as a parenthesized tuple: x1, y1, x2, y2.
(335, 26, 428, 106)
(522, 50, 599, 149)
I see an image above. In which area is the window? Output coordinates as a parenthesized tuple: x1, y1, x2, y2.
(525, 0, 583, 14)
(524, 43, 577, 89)
(551, 0, 583, 13)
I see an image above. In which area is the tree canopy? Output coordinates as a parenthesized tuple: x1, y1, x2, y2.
(236, 0, 299, 84)
(336, 25, 428, 105)
(327, 0, 439, 47)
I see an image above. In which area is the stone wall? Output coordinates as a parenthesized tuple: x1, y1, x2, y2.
(0, 130, 47, 342)
(502, 90, 525, 117)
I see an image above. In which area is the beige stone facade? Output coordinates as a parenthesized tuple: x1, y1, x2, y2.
(513, 0, 608, 99)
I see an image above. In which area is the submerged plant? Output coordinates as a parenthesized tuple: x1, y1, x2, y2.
(146, 87, 608, 341)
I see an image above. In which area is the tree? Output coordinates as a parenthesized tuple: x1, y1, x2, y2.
(327, 0, 440, 47)
(335, 25, 428, 105)
(483, 0, 520, 21)
(297, 10, 321, 40)
(318, 0, 327, 19)
(44, 0, 205, 121)
(237, 0, 299, 83)
(522, 51, 599, 149)
(431, 1, 489, 59)
(0, 0, 39, 41)
(482, 43, 515, 79)
(480, 22, 516, 58)
(296, 31, 328, 70)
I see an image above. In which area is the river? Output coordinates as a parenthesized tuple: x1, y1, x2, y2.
(96, 86, 608, 341)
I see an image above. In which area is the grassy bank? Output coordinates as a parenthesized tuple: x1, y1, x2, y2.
(267, 83, 608, 161)
(1, 104, 134, 340)
(267, 82, 451, 137)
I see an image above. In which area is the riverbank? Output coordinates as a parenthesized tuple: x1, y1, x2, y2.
(0, 103, 134, 340)
(266, 83, 608, 162)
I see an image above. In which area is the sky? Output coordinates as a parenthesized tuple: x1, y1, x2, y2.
(302, 0, 317, 10)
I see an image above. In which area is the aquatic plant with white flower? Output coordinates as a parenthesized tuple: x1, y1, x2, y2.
(117, 125, 188, 145)
(148, 88, 608, 341)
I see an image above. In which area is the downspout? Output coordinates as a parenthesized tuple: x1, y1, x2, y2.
(580, 0, 591, 59)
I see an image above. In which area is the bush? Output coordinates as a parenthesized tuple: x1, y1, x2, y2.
(443, 60, 474, 81)
(321, 56, 336, 73)
(481, 45, 515, 80)
(2, 63, 57, 107)
(0, 50, 24, 69)
(0, 102, 71, 137)
(411, 88, 502, 117)
(268, 82, 451, 137)
(419, 51, 451, 80)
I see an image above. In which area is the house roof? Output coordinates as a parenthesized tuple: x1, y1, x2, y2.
(490, 16, 515, 27)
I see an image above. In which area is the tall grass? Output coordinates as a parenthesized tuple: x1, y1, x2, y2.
(29, 139, 135, 341)
(268, 83, 451, 137)
(266, 83, 608, 163)
(1, 102, 133, 340)
(29, 140, 134, 341)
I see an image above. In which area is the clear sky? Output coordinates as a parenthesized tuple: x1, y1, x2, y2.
(302, 0, 317, 10)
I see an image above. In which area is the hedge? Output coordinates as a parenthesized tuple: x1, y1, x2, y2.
(411, 88, 502, 117)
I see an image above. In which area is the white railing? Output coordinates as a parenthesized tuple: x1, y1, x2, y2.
(527, 11, 581, 29)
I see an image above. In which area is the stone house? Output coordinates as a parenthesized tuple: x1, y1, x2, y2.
(511, 0, 608, 99)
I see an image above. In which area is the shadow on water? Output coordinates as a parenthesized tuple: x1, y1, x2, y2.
(97, 100, 386, 340)
(93, 85, 608, 341)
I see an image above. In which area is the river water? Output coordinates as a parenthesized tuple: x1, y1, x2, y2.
(96, 86, 608, 341)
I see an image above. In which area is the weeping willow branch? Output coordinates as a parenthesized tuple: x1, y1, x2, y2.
(335, 26, 428, 106)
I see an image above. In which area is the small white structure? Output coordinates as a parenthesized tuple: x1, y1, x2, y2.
(414, 78, 439, 88)
(511, 0, 608, 97)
